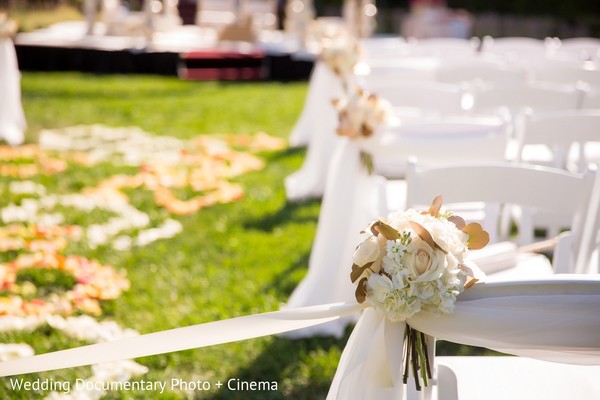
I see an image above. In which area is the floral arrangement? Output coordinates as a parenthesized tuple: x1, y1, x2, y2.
(0, 13, 17, 39)
(304, 19, 362, 85)
(333, 87, 391, 139)
(351, 196, 489, 389)
(320, 35, 362, 83)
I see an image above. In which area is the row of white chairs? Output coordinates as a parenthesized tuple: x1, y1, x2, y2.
(287, 69, 600, 201)
(283, 36, 600, 399)
(284, 38, 600, 340)
(362, 35, 600, 63)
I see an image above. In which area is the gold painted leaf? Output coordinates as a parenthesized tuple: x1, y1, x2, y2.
(462, 222, 490, 250)
(371, 220, 400, 240)
(428, 195, 443, 217)
(351, 261, 374, 283)
(355, 277, 368, 303)
(408, 221, 446, 253)
(448, 215, 466, 230)
(464, 276, 479, 289)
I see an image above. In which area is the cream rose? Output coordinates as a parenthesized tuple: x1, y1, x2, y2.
(404, 235, 446, 282)
(353, 235, 381, 266)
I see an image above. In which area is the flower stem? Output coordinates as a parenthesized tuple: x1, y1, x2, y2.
(410, 328, 422, 391)
(402, 325, 410, 384)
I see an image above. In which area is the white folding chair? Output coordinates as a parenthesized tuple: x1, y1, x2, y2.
(530, 60, 600, 88)
(359, 36, 409, 59)
(366, 115, 511, 180)
(556, 37, 600, 62)
(514, 109, 600, 172)
(480, 36, 556, 61)
(402, 161, 596, 275)
(358, 79, 467, 115)
(466, 81, 583, 122)
(406, 37, 481, 58)
(436, 355, 600, 400)
(435, 59, 528, 86)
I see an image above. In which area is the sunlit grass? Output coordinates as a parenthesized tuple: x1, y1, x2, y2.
(0, 72, 493, 399)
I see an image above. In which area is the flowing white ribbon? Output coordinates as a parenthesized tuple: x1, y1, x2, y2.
(0, 302, 364, 377)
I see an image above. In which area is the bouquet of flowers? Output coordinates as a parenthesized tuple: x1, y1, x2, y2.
(350, 195, 489, 389)
(305, 20, 362, 86)
(333, 87, 391, 139)
(0, 13, 17, 39)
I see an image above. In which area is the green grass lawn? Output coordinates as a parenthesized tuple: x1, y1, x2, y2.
(0, 73, 491, 399)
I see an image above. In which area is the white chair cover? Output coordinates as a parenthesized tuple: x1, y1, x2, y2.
(288, 61, 338, 148)
(285, 61, 346, 200)
(328, 275, 600, 400)
(282, 138, 384, 338)
(0, 38, 26, 146)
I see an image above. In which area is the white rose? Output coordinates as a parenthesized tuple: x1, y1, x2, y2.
(353, 235, 382, 268)
(404, 235, 446, 282)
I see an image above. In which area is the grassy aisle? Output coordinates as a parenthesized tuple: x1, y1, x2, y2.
(1, 73, 356, 399)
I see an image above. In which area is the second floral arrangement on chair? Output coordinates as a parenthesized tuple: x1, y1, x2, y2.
(350, 195, 490, 389)
(333, 87, 391, 139)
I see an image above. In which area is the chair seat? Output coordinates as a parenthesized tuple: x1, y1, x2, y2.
(436, 356, 600, 400)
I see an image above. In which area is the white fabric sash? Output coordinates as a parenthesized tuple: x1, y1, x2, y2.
(1, 275, 599, 400)
(0, 302, 363, 377)
(328, 275, 600, 400)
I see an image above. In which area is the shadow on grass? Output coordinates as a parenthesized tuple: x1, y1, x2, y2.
(261, 146, 306, 162)
(243, 198, 321, 233)
(206, 329, 353, 400)
(261, 251, 311, 297)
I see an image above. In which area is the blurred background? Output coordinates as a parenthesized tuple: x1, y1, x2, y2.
(1, 0, 599, 38)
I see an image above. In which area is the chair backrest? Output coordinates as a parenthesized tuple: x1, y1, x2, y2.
(360, 36, 410, 59)
(406, 37, 481, 58)
(481, 36, 555, 61)
(514, 109, 600, 172)
(530, 61, 600, 88)
(404, 161, 596, 270)
(467, 82, 582, 118)
(359, 79, 467, 114)
(556, 37, 600, 62)
(435, 59, 528, 86)
(366, 115, 510, 179)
